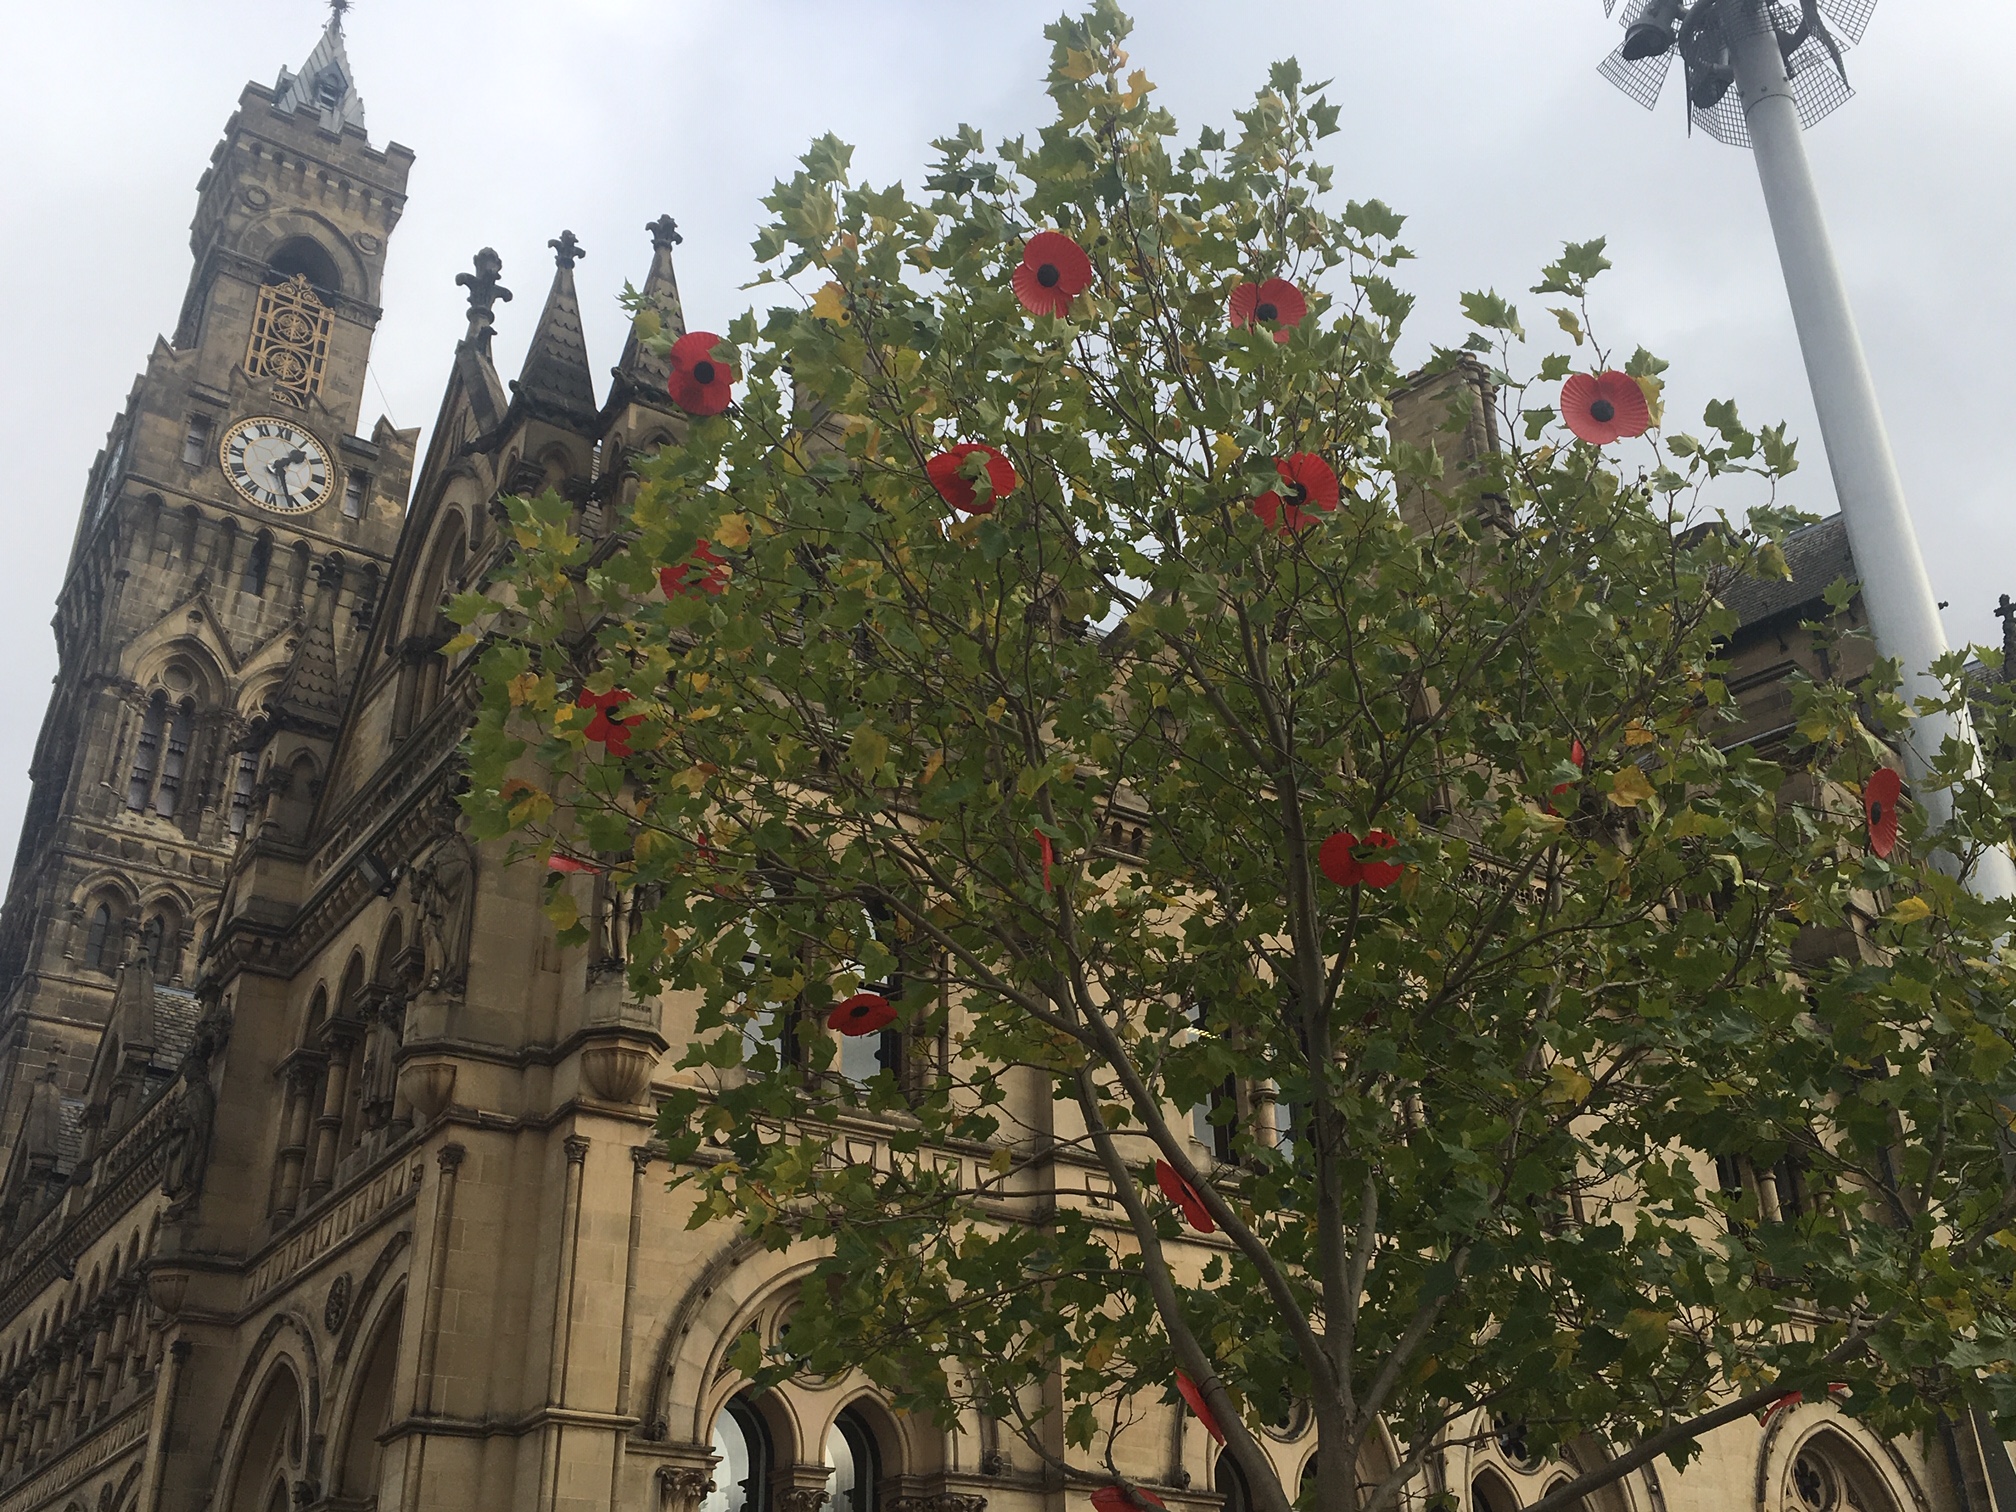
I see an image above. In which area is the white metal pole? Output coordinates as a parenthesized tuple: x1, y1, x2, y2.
(1728, 4, 2016, 901)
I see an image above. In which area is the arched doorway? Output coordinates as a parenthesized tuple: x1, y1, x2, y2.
(701, 1395, 773, 1512)
(335, 1298, 403, 1504)
(224, 1363, 304, 1512)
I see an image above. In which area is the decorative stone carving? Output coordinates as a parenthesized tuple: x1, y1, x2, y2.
(398, 1059, 456, 1123)
(583, 1042, 657, 1105)
(892, 1499, 989, 1512)
(777, 1492, 831, 1512)
(324, 1273, 352, 1334)
(409, 833, 476, 993)
(654, 1465, 714, 1512)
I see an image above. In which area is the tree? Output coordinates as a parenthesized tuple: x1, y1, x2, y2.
(459, 7, 2016, 1509)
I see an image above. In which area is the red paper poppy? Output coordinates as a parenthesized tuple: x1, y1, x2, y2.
(1153, 1159, 1215, 1234)
(667, 331, 737, 416)
(1758, 1391, 1802, 1428)
(1012, 231, 1092, 318)
(1035, 827, 1054, 891)
(1176, 1370, 1227, 1445)
(1091, 1489, 1167, 1512)
(1319, 831, 1402, 889)
(660, 540, 729, 598)
(828, 992, 896, 1037)
(1228, 277, 1308, 343)
(927, 444, 1020, 515)
(1356, 830, 1402, 889)
(1253, 453, 1340, 535)
(1548, 737, 1589, 815)
(1560, 371, 1652, 446)
(577, 688, 644, 758)
(547, 854, 600, 875)
(1865, 766, 1902, 859)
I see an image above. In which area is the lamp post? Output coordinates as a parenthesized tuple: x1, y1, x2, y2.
(1599, 0, 2016, 901)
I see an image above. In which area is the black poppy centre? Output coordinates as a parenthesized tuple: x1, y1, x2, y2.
(1036, 262, 1062, 288)
(1255, 301, 1279, 322)
(691, 360, 717, 385)
(1870, 800, 1886, 825)
(1285, 481, 1308, 505)
(1589, 398, 1616, 423)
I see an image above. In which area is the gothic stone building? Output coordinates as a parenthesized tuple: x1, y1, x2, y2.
(0, 16, 2000, 1512)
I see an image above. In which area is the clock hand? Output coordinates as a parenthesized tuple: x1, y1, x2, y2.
(267, 456, 296, 504)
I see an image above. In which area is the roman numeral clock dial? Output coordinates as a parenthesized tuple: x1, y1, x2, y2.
(219, 417, 335, 514)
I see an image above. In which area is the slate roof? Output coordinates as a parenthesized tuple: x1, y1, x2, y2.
(1720, 513, 1857, 633)
(155, 986, 203, 1067)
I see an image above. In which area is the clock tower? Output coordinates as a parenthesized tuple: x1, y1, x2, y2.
(0, 13, 417, 1170)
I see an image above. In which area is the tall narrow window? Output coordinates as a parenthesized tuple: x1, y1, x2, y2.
(126, 696, 164, 811)
(153, 704, 192, 818)
(84, 903, 115, 974)
(181, 413, 215, 466)
(824, 1408, 881, 1512)
(228, 751, 258, 837)
(140, 915, 166, 978)
(342, 471, 370, 519)
(701, 1398, 772, 1512)
(242, 533, 272, 596)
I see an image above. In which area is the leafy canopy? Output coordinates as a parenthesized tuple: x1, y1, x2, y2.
(460, 7, 2016, 1510)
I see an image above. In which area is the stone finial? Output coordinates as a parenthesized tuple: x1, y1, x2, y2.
(647, 214, 683, 250)
(328, 0, 351, 28)
(550, 230, 586, 271)
(456, 248, 512, 346)
(1998, 594, 2016, 684)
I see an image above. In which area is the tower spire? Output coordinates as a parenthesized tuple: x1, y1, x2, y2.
(609, 215, 689, 412)
(273, 6, 367, 134)
(510, 232, 599, 428)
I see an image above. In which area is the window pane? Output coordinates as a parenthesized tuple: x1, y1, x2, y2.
(702, 1414, 753, 1512)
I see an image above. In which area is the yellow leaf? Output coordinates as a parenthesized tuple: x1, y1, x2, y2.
(441, 632, 480, 658)
(1544, 1063, 1594, 1109)
(544, 890, 579, 931)
(921, 749, 945, 786)
(809, 281, 849, 323)
(1212, 433, 1239, 468)
(1608, 766, 1655, 809)
(1060, 47, 1097, 81)
(1757, 541, 1792, 581)
(507, 672, 540, 706)
(1624, 721, 1656, 747)
(1634, 373, 1665, 428)
(690, 671, 711, 693)
(987, 1146, 1015, 1175)
(714, 513, 752, 549)
(1887, 896, 1932, 925)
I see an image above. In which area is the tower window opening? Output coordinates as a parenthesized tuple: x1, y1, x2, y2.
(126, 696, 165, 811)
(153, 703, 193, 818)
(342, 471, 369, 519)
(182, 413, 215, 467)
(228, 751, 258, 837)
(83, 903, 116, 974)
(242, 534, 273, 597)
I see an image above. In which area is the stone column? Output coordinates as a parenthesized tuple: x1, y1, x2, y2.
(308, 1038, 356, 1200)
(272, 1065, 318, 1218)
(103, 1287, 134, 1404)
(78, 1303, 113, 1422)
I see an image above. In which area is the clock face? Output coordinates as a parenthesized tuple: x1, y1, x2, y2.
(219, 417, 335, 514)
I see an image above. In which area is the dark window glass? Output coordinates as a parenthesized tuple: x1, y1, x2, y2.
(84, 904, 115, 973)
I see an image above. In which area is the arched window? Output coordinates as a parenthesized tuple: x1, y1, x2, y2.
(242, 532, 273, 597)
(265, 238, 342, 300)
(126, 695, 165, 810)
(824, 1407, 881, 1512)
(140, 915, 165, 972)
(83, 902, 116, 974)
(228, 750, 259, 837)
(700, 1397, 772, 1512)
(1216, 1452, 1254, 1512)
(154, 702, 193, 817)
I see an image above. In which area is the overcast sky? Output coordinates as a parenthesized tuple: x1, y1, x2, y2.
(2, 0, 2012, 861)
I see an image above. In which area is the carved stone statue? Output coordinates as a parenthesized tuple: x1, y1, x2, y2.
(409, 834, 476, 993)
(161, 1054, 218, 1209)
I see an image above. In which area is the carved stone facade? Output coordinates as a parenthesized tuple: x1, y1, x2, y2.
(0, 16, 1991, 1512)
